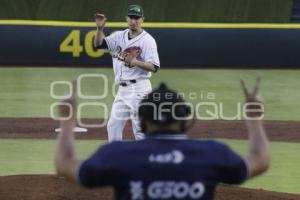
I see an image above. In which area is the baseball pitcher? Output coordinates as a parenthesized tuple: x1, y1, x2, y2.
(94, 5, 160, 142)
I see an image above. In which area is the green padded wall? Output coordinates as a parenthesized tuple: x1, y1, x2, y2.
(0, 0, 293, 22)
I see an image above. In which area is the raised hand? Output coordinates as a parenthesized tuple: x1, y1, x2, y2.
(94, 13, 107, 29)
(241, 77, 264, 118)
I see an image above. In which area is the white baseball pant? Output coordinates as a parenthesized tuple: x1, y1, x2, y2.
(107, 79, 152, 142)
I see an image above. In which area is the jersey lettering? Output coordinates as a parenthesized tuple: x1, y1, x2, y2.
(130, 181, 144, 200)
(130, 181, 205, 199)
(149, 150, 185, 164)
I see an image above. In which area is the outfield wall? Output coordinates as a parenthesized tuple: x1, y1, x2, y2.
(1, 20, 300, 68)
(0, 0, 293, 23)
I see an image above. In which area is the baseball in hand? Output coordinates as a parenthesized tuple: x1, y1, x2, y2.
(94, 13, 107, 28)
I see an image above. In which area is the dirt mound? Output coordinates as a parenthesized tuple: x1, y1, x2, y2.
(0, 118, 299, 142)
(0, 175, 299, 200)
(1, 118, 300, 199)
(0, 175, 111, 200)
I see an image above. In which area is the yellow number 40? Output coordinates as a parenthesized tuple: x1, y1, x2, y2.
(59, 30, 83, 57)
(59, 30, 104, 58)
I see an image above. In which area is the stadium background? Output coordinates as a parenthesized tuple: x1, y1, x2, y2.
(0, 0, 293, 22)
(0, 0, 300, 200)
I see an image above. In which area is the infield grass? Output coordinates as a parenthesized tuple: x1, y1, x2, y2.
(0, 67, 299, 120)
(0, 139, 299, 194)
(221, 139, 300, 194)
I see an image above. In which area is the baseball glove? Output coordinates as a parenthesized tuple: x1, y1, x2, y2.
(123, 46, 142, 58)
(117, 46, 141, 61)
(110, 46, 142, 66)
(117, 46, 142, 67)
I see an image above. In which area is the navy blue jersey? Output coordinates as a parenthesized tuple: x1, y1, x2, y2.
(78, 134, 248, 200)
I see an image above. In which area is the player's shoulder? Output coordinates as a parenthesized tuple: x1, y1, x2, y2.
(205, 140, 230, 149)
(203, 140, 237, 156)
(99, 140, 137, 153)
(142, 30, 157, 42)
(107, 29, 126, 38)
(98, 141, 122, 152)
(188, 139, 231, 152)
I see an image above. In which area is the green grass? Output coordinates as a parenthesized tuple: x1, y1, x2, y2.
(220, 139, 300, 194)
(0, 139, 299, 194)
(0, 68, 300, 120)
(0, 139, 104, 175)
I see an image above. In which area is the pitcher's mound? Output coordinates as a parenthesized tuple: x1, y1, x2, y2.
(0, 175, 299, 200)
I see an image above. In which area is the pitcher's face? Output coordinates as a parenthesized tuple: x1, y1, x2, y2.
(127, 16, 144, 31)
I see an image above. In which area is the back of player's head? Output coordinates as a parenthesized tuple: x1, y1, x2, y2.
(138, 83, 192, 134)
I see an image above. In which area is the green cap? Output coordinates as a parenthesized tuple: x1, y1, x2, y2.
(127, 5, 144, 17)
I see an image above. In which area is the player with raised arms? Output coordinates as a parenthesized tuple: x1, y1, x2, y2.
(55, 77, 270, 200)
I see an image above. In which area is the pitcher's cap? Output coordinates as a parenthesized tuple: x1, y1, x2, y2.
(128, 5, 144, 17)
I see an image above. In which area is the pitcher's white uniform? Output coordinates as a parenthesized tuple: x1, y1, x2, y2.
(104, 29, 160, 142)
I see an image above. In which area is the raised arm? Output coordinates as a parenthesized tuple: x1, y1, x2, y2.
(241, 77, 270, 178)
(94, 14, 107, 48)
(55, 82, 81, 182)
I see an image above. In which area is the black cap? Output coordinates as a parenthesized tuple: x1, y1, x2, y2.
(139, 83, 191, 125)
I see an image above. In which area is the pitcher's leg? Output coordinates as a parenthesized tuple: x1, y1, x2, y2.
(131, 113, 145, 140)
(130, 93, 150, 140)
(129, 79, 152, 140)
(107, 98, 130, 142)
